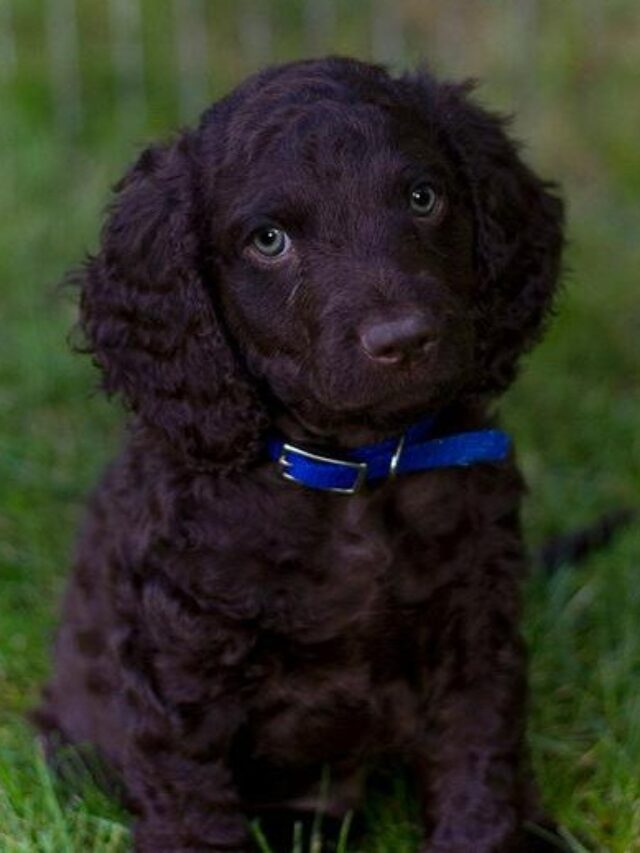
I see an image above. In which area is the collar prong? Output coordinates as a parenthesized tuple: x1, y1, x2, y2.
(389, 434, 405, 479)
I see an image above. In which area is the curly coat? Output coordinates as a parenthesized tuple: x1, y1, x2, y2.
(35, 57, 565, 852)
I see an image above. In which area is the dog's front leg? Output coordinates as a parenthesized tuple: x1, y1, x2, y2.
(114, 623, 252, 852)
(415, 549, 529, 853)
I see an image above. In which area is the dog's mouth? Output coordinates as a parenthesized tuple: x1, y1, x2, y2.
(310, 337, 473, 418)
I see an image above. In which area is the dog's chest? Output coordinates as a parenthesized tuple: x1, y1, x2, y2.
(235, 473, 466, 766)
(252, 468, 466, 627)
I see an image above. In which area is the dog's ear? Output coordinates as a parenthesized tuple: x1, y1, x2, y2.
(79, 134, 267, 470)
(408, 74, 565, 396)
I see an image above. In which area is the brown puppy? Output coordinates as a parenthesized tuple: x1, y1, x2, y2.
(35, 57, 565, 852)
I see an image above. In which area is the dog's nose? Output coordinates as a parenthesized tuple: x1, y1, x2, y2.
(358, 311, 437, 364)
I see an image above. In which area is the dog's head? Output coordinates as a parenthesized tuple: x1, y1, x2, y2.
(80, 57, 564, 468)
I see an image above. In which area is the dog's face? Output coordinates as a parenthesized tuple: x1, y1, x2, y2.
(210, 98, 476, 432)
(80, 58, 564, 465)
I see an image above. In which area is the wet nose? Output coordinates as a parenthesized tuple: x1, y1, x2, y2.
(358, 311, 437, 364)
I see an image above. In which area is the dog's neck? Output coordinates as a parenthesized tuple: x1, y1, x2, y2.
(272, 401, 490, 450)
(272, 413, 397, 449)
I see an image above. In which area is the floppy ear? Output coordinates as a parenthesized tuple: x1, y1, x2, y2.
(79, 134, 267, 470)
(409, 74, 565, 396)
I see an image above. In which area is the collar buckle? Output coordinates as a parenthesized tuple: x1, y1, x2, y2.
(278, 443, 368, 495)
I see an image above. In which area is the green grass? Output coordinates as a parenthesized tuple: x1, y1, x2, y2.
(2, 6, 640, 849)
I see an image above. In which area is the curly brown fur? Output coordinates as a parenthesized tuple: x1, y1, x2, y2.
(35, 57, 566, 852)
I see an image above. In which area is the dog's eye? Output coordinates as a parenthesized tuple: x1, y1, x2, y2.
(409, 182, 439, 217)
(251, 226, 291, 258)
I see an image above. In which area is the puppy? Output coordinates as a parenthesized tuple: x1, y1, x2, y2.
(36, 57, 565, 852)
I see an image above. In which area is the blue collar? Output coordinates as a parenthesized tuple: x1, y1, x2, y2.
(266, 415, 511, 495)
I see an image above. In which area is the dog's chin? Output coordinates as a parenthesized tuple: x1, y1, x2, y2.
(281, 374, 466, 441)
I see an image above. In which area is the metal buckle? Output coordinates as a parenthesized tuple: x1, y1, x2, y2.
(278, 443, 368, 495)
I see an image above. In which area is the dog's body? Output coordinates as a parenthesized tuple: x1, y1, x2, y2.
(36, 58, 565, 851)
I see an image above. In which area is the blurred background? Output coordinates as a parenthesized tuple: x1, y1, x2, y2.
(0, 1, 639, 850)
